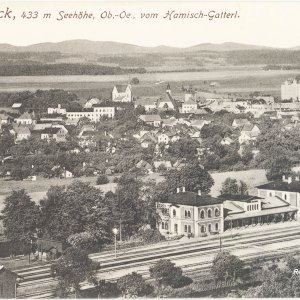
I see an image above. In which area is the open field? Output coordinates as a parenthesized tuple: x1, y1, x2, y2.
(0, 176, 117, 212)
(0, 169, 268, 212)
(0, 68, 298, 99)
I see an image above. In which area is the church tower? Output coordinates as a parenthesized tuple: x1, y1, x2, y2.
(166, 83, 171, 95)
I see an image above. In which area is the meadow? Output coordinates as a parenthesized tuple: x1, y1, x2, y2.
(0, 68, 298, 99)
(0, 169, 268, 212)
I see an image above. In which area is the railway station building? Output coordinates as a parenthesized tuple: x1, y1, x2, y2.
(220, 194, 297, 231)
(156, 187, 224, 237)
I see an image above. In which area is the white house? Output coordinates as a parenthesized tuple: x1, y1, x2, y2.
(238, 124, 261, 144)
(182, 99, 198, 114)
(134, 98, 157, 111)
(66, 106, 115, 122)
(281, 77, 300, 101)
(16, 112, 36, 125)
(47, 104, 66, 115)
(112, 84, 132, 102)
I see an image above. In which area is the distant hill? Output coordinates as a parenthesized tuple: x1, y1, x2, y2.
(0, 40, 280, 55)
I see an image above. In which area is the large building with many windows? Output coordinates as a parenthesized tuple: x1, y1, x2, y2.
(156, 187, 224, 237)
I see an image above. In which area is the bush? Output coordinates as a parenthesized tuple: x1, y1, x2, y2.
(96, 175, 109, 185)
(135, 228, 165, 244)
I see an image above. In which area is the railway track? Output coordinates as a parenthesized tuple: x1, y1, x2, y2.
(15, 224, 300, 298)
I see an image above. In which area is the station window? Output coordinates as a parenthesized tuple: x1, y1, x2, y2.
(200, 210, 205, 219)
(208, 209, 212, 218)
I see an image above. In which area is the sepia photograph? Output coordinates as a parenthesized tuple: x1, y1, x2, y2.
(1, 0, 300, 298)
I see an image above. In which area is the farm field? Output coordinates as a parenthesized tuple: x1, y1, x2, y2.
(0, 169, 268, 212)
(0, 68, 298, 99)
(0, 176, 117, 212)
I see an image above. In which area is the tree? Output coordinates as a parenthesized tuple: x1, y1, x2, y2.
(149, 259, 187, 288)
(108, 175, 145, 239)
(0, 132, 14, 158)
(168, 137, 199, 160)
(1, 190, 39, 254)
(211, 251, 244, 283)
(117, 272, 152, 298)
(130, 77, 140, 85)
(51, 246, 99, 298)
(220, 178, 249, 195)
(266, 155, 292, 181)
(39, 182, 111, 248)
(155, 163, 214, 202)
(96, 175, 109, 185)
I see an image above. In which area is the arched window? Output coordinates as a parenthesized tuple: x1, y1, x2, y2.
(284, 194, 287, 200)
(201, 225, 206, 233)
(188, 225, 191, 233)
(269, 192, 272, 197)
(208, 224, 212, 232)
(215, 223, 219, 231)
(185, 210, 188, 218)
(165, 223, 168, 230)
(208, 209, 212, 218)
(200, 210, 205, 219)
(162, 222, 165, 229)
(184, 225, 187, 232)
(187, 211, 191, 218)
(174, 224, 178, 233)
(173, 209, 176, 217)
(215, 208, 220, 217)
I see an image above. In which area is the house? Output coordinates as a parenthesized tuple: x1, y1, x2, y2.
(157, 188, 224, 237)
(181, 99, 198, 114)
(84, 98, 101, 108)
(153, 160, 172, 171)
(10, 126, 31, 142)
(232, 118, 250, 128)
(134, 98, 157, 112)
(11, 103, 22, 109)
(221, 192, 297, 230)
(66, 106, 115, 122)
(135, 160, 152, 173)
(61, 170, 73, 178)
(221, 137, 234, 145)
(16, 112, 36, 125)
(161, 118, 178, 128)
(40, 127, 67, 142)
(157, 93, 176, 111)
(156, 131, 180, 144)
(139, 115, 162, 127)
(112, 84, 132, 102)
(190, 119, 210, 130)
(47, 104, 66, 115)
(238, 124, 261, 144)
(0, 266, 20, 298)
(281, 77, 300, 101)
(256, 174, 300, 220)
(140, 132, 157, 148)
(0, 114, 11, 125)
(37, 238, 65, 261)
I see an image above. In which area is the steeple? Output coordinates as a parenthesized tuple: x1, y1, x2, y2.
(166, 83, 171, 95)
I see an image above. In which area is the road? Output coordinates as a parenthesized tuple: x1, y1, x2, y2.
(15, 222, 300, 298)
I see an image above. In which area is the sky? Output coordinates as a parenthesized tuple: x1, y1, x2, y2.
(1, 1, 300, 48)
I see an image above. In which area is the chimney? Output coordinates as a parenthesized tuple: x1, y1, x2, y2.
(182, 187, 185, 192)
(176, 187, 180, 193)
(198, 190, 202, 196)
(282, 174, 286, 182)
(296, 176, 300, 182)
(288, 176, 292, 184)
